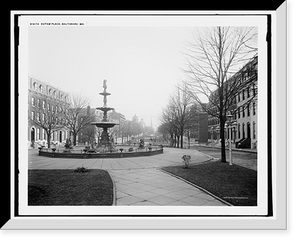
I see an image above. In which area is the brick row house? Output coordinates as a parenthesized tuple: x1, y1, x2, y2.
(28, 77, 71, 148)
(207, 56, 258, 149)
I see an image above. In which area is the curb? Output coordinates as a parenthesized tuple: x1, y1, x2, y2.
(107, 171, 117, 206)
(158, 168, 234, 207)
(196, 145, 257, 154)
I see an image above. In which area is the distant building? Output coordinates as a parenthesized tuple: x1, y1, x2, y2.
(197, 112, 208, 143)
(188, 104, 208, 143)
(132, 114, 138, 123)
(28, 77, 70, 148)
(77, 106, 99, 145)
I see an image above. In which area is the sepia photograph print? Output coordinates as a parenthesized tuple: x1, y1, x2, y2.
(5, 7, 287, 229)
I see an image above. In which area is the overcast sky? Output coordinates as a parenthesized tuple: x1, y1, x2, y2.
(28, 26, 196, 129)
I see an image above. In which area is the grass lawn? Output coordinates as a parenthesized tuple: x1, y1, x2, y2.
(162, 161, 257, 206)
(28, 169, 113, 206)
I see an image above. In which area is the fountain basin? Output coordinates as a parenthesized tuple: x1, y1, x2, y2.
(91, 121, 119, 128)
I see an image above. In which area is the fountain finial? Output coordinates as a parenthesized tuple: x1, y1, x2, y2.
(103, 79, 107, 92)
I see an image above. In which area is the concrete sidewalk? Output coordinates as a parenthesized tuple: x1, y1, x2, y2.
(28, 148, 228, 206)
(110, 168, 227, 206)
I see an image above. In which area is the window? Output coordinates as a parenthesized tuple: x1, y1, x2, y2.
(42, 113, 45, 122)
(48, 89, 52, 96)
(253, 102, 256, 115)
(31, 111, 35, 120)
(253, 84, 256, 97)
(253, 122, 256, 139)
(242, 90, 245, 100)
(47, 103, 50, 111)
(247, 105, 250, 117)
(37, 113, 40, 122)
(242, 106, 245, 117)
(43, 100, 45, 109)
(37, 128, 40, 140)
(238, 107, 240, 118)
(247, 87, 250, 98)
(33, 82, 37, 91)
(39, 85, 43, 93)
(31, 97, 35, 107)
(37, 98, 40, 108)
(242, 123, 245, 138)
(238, 124, 240, 139)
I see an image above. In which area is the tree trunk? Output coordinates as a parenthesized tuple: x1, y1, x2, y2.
(220, 117, 227, 162)
(180, 132, 184, 148)
(47, 131, 51, 148)
(170, 133, 174, 147)
(73, 132, 77, 146)
(177, 135, 180, 148)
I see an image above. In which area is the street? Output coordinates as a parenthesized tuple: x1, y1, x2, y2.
(190, 145, 257, 171)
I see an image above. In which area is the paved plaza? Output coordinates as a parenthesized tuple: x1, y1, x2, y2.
(28, 147, 227, 206)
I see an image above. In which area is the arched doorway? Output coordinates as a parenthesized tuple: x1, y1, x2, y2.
(31, 127, 35, 147)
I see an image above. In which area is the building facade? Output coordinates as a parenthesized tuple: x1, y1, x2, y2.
(207, 56, 258, 149)
(235, 56, 258, 149)
(28, 77, 71, 148)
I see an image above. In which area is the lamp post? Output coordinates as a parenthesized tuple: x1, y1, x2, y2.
(210, 127, 214, 145)
(187, 130, 190, 149)
(227, 112, 233, 166)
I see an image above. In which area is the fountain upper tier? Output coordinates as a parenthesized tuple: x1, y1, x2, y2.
(100, 92, 111, 96)
(97, 107, 114, 112)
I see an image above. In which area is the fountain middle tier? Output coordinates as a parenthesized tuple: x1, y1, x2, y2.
(96, 107, 114, 112)
(90, 121, 119, 128)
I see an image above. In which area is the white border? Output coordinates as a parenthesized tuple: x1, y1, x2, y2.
(19, 14, 267, 216)
(5, 8, 288, 229)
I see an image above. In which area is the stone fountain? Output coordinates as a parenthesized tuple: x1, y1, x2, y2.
(91, 79, 118, 150)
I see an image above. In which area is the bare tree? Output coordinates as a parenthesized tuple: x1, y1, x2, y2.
(160, 84, 194, 148)
(81, 124, 96, 146)
(184, 26, 257, 162)
(160, 104, 178, 147)
(171, 84, 194, 148)
(63, 94, 95, 146)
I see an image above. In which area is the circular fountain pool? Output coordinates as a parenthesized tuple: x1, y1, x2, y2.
(38, 145, 163, 159)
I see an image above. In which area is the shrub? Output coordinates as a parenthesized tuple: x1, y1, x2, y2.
(74, 166, 89, 173)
